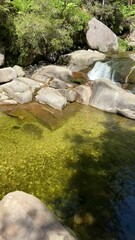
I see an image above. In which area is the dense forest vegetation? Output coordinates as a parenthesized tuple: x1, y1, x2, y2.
(0, 0, 135, 66)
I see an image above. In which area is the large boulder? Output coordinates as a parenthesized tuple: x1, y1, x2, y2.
(2, 79, 32, 104)
(89, 78, 135, 120)
(0, 191, 77, 240)
(32, 65, 72, 83)
(0, 67, 17, 83)
(60, 49, 106, 71)
(35, 87, 67, 110)
(86, 18, 119, 53)
(16, 77, 43, 93)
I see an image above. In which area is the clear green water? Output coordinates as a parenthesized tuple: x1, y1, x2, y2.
(0, 105, 135, 240)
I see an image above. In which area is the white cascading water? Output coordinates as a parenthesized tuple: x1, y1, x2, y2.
(87, 61, 116, 82)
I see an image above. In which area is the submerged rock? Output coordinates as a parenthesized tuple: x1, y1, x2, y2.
(86, 18, 119, 53)
(89, 78, 135, 120)
(0, 191, 77, 240)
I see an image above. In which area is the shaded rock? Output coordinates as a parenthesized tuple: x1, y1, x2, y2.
(74, 85, 92, 105)
(16, 77, 43, 93)
(49, 78, 68, 89)
(2, 79, 32, 104)
(32, 65, 72, 82)
(0, 67, 17, 83)
(13, 65, 25, 77)
(59, 89, 77, 102)
(66, 49, 105, 71)
(35, 87, 67, 110)
(89, 78, 135, 119)
(0, 191, 77, 240)
(86, 18, 119, 53)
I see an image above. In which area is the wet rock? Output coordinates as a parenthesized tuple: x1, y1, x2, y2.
(35, 87, 67, 110)
(86, 18, 119, 53)
(0, 191, 77, 240)
(89, 78, 135, 120)
(74, 85, 92, 105)
(0, 67, 17, 83)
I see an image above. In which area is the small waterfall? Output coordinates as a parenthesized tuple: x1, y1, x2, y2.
(88, 61, 115, 81)
(87, 58, 135, 84)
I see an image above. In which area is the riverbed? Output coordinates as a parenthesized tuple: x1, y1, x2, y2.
(0, 103, 135, 240)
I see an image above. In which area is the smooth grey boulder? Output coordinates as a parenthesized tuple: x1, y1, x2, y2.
(59, 89, 77, 102)
(49, 78, 68, 89)
(35, 87, 67, 110)
(16, 77, 43, 93)
(32, 65, 72, 82)
(2, 79, 32, 104)
(86, 18, 119, 53)
(74, 85, 92, 105)
(89, 78, 135, 119)
(0, 191, 77, 240)
(0, 67, 17, 83)
(66, 49, 105, 71)
(13, 65, 25, 77)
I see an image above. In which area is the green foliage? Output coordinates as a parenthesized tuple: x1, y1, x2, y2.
(12, 0, 89, 65)
(118, 37, 128, 52)
(121, 4, 135, 18)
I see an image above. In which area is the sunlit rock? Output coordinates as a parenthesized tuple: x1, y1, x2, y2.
(0, 191, 77, 240)
(0, 67, 17, 83)
(13, 65, 25, 77)
(63, 49, 105, 71)
(86, 18, 119, 53)
(2, 79, 32, 104)
(74, 85, 92, 105)
(32, 65, 72, 82)
(35, 87, 67, 110)
(89, 78, 135, 120)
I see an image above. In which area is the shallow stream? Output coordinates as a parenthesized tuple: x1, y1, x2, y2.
(0, 103, 135, 240)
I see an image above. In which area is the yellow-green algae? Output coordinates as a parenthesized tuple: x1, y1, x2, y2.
(0, 105, 135, 240)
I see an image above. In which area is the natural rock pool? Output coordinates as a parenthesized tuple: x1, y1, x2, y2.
(0, 103, 135, 240)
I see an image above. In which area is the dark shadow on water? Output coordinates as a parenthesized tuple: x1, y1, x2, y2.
(52, 115, 135, 240)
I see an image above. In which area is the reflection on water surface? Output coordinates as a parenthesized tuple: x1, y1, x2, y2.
(0, 104, 135, 240)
